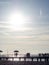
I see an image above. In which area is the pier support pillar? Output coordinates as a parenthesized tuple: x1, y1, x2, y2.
(19, 57, 21, 61)
(37, 58, 38, 62)
(12, 58, 14, 61)
(40, 58, 41, 62)
(32, 58, 33, 61)
(0, 58, 1, 60)
(24, 58, 26, 61)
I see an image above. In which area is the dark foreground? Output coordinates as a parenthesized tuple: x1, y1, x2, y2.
(0, 61, 49, 65)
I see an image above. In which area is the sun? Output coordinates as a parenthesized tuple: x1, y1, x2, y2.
(9, 11, 25, 31)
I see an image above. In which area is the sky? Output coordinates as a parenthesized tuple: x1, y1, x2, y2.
(0, 0, 49, 54)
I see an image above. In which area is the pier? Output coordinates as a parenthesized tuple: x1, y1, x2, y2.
(0, 53, 49, 62)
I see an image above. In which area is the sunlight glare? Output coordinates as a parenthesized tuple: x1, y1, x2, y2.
(9, 11, 25, 31)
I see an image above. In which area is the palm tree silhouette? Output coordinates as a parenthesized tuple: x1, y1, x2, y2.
(14, 50, 19, 57)
(0, 50, 3, 55)
(26, 53, 30, 58)
(0, 50, 3, 60)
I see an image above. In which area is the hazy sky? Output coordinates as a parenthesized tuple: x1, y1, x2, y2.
(0, 0, 49, 54)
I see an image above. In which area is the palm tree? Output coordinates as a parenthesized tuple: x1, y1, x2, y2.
(14, 50, 19, 57)
(0, 50, 3, 55)
(0, 50, 3, 60)
(26, 53, 30, 58)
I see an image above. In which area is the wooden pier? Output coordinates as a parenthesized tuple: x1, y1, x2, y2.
(0, 55, 49, 62)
